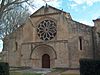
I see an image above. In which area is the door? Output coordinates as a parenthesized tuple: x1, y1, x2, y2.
(42, 54, 50, 68)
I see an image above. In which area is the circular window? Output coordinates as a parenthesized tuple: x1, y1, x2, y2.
(37, 20, 57, 41)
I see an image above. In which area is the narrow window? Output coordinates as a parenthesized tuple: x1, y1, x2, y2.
(15, 42, 18, 50)
(79, 36, 82, 50)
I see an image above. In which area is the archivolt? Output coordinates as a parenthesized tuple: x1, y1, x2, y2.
(30, 44, 57, 59)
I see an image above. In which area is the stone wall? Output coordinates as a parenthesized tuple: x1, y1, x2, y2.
(93, 19, 100, 59)
(2, 6, 96, 68)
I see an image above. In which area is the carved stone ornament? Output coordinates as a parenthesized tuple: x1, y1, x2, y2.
(37, 20, 57, 41)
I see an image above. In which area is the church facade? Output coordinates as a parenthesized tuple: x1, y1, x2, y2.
(2, 5, 100, 68)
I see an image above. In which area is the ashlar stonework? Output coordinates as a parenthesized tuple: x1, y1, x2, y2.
(2, 5, 100, 68)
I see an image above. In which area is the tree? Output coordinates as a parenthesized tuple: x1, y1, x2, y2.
(0, 5, 29, 39)
(0, 0, 28, 19)
(0, 0, 34, 39)
(0, 0, 48, 39)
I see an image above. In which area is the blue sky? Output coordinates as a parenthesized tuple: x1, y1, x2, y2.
(47, 0, 100, 26)
(60, 0, 100, 26)
(0, 0, 100, 52)
(29, 0, 100, 26)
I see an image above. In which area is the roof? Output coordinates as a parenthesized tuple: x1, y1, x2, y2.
(93, 18, 100, 22)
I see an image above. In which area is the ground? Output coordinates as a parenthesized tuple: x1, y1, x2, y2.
(10, 68, 80, 75)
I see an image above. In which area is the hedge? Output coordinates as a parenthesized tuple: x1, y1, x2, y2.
(0, 62, 9, 75)
(80, 59, 100, 75)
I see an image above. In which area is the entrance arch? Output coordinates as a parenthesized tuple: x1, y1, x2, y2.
(30, 44, 57, 68)
(42, 54, 50, 68)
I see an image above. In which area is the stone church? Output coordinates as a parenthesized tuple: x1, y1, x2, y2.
(2, 5, 100, 68)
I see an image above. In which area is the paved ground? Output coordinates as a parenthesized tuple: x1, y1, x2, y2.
(10, 67, 80, 75)
(45, 68, 66, 75)
(46, 71, 61, 75)
(10, 68, 52, 74)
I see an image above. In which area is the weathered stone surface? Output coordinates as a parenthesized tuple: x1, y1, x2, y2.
(2, 5, 100, 68)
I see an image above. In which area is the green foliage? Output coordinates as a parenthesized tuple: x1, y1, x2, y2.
(0, 62, 9, 75)
(23, 72, 41, 75)
(61, 74, 79, 75)
(80, 59, 100, 75)
(10, 71, 42, 75)
(10, 72, 22, 75)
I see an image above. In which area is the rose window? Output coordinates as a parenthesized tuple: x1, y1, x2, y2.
(37, 20, 57, 41)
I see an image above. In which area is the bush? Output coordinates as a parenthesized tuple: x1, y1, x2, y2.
(80, 59, 100, 75)
(0, 62, 9, 75)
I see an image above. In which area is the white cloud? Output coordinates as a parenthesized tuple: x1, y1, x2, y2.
(46, 0, 62, 8)
(28, 0, 62, 14)
(69, 0, 100, 6)
(78, 20, 94, 26)
(0, 40, 3, 52)
(70, 3, 77, 8)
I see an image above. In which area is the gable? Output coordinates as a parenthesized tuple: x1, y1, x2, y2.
(30, 5, 71, 19)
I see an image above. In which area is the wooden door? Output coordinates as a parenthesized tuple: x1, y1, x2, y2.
(42, 54, 50, 68)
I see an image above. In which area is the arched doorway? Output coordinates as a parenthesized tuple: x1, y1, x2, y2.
(42, 54, 50, 68)
(30, 44, 57, 68)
